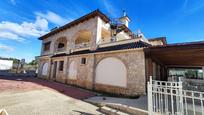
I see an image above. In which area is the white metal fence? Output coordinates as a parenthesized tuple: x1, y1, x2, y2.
(148, 76, 204, 115)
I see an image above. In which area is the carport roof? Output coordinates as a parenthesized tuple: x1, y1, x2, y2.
(145, 41, 204, 66)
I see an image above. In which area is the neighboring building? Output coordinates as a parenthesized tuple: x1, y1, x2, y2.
(0, 59, 13, 70)
(37, 10, 204, 96)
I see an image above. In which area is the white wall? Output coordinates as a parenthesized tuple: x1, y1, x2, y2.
(42, 62, 48, 76)
(0, 59, 13, 70)
(68, 61, 77, 79)
(95, 57, 127, 87)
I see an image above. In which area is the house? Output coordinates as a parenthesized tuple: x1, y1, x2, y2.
(37, 9, 204, 96)
(0, 59, 13, 70)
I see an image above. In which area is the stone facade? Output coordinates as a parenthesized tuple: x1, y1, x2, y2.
(38, 10, 149, 96)
(38, 49, 146, 96)
(94, 49, 146, 96)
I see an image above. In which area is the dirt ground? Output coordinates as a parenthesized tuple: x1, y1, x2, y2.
(0, 75, 102, 115)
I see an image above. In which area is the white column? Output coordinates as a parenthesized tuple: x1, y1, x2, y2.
(202, 67, 204, 79)
(96, 17, 102, 44)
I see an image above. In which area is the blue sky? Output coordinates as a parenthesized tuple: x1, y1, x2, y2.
(0, 0, 204, 62)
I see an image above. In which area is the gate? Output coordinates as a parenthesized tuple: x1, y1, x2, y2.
(148, 76, 204, 115)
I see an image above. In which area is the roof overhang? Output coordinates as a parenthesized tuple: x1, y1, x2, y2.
(39, 9, 110, 40)
(145, 41, 204, 66)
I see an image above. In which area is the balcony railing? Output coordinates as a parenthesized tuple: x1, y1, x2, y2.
(75, 42, 90, 49)
(57, 47, 65, 52)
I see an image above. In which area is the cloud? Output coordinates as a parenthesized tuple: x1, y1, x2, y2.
(0, 43, 14, 52)
(35, 11, 70, 26)
(100, 0, 120, 18)
(0, 16, 48, 42)
(10, 0, 16, 5)
(182, 0, 204, 14)
(0, 32, 25, 42)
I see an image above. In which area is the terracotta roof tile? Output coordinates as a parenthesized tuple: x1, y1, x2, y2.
(52, 40, 150, 57)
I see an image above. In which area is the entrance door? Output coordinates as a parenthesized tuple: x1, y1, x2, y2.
(52, 61, 57, 79)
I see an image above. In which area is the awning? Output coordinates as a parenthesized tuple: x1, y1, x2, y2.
(145, 41, 204, 66)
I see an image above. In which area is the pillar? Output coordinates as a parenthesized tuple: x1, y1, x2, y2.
(202, 67, 204, 80)
(90, 17, 102, 51)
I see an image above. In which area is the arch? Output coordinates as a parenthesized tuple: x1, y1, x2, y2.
(41, 62, 48, 76)
(74, 30, 92, 48)
(68, 61, 77, 79)
(54, 37, 67, 52)
(95, 57, 127, 87)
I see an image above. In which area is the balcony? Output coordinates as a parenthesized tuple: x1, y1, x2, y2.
(75, 42, 90, 49)
(57, 47, 65, 52)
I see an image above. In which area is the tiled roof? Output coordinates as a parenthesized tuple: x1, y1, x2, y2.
(52, 40, 150, 58)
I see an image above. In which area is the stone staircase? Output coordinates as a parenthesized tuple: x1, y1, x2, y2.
(98, 103, 148, 115)
(85, 96, 148, 115)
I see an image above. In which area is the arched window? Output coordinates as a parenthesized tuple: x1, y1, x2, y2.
(42, 62, 48, 76)
(95, 57, 127, 87)
(58, 43, 65, 49)
(55, 37, 67, 52)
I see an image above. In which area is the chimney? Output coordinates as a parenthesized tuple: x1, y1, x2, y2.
(119, 10, 130, 27)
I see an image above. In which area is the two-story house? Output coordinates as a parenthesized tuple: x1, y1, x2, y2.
(37, 10, 167, 96)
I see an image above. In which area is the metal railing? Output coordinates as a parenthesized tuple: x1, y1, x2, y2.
(148, 76, 204, 115)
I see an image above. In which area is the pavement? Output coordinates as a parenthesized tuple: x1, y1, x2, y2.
(0, 75, 95, 99)
(0, 75, 103, 115)
(85, 95, 148, 111)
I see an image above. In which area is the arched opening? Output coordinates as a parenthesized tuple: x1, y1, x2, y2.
(75, 30, 91, 48)
(41, 62, 48, 76)
(95, 57, 127, 87)
(101, 28, 111, 43)
(55, 37, 67, 52)
(68, 61, 77, 79)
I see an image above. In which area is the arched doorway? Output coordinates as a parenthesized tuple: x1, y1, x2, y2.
(41, 62, 48, 76)
(95, 57, 127, 87)
(68, 61, 77, 79)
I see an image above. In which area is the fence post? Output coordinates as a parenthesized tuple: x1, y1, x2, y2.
(179, 77, 184, 115)
(148, 76, 153, 115)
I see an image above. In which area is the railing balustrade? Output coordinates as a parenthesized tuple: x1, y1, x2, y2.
(148, 76, 204, 115)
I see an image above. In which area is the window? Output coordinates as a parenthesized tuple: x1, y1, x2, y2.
(43, 42, 51, 51)
(81, 58, 86, 65)
(59, 61, 64, 71)
(58, 43, 65, 49)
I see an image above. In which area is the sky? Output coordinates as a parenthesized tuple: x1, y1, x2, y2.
(0, 0, 204, 62)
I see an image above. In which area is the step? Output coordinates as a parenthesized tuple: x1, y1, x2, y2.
(106, 103, 148, 115)
(0, 109, 8, 115)
(99, 106, 129, 115)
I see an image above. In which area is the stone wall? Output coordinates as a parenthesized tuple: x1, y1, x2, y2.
(94, 49, 146, 96)
(37, 56, 50, 79)
(66, 54, 94, 90)
(38, 49, 146, 96)
(41, 16, 106, 56)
